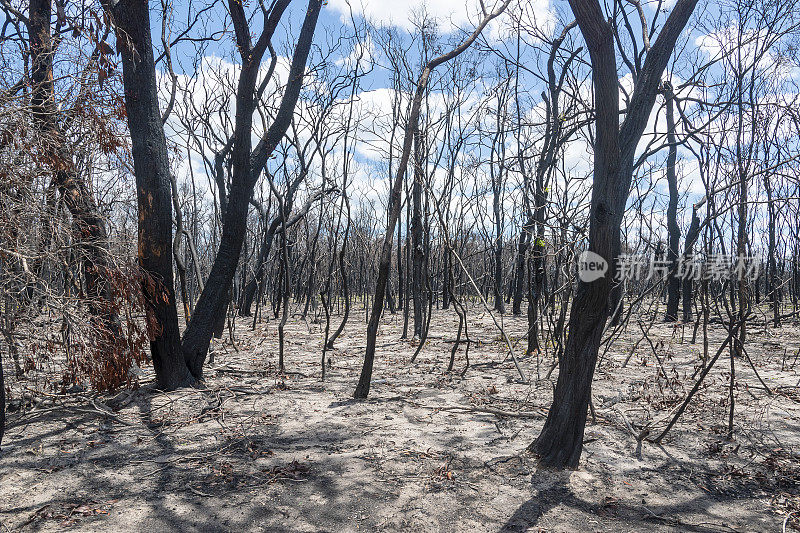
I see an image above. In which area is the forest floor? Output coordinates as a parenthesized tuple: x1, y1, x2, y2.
(1, 305, 800, 532)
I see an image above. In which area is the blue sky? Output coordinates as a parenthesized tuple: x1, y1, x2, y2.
(24, 0, 792, 254)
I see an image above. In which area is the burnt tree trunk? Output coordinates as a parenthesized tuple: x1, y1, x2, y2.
(327, 191, 352, 348)
(109, 0, 190, 388)
(490, 114, 506, 315)
(531, 0, 699, 467)
(442, 241, 452, 310)
(397, 210, 404, 311)
(411, 130, 426, 337)
(239, 216, 281, 317)
(765, 174, 779, 326)
(31, 0, 118, 333)
(664, 83, 681, 322)
(180, 0, 322, 378)
(354, 1, 511, 398)
(512, 227, 530, 315)
(492, 177, 505, 315)
(682, 204, 701, 322)
(528, 21, 578, 348)
(0, 347, 4, 450)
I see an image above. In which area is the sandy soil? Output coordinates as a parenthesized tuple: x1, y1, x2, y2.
(1, 305, 799, 532)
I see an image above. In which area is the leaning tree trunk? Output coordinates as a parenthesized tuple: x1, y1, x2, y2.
(239, 216, 281, 316)
(531, 0, 699, 468)
(180, 0, 322, 379)
(354, 1, 512, 398)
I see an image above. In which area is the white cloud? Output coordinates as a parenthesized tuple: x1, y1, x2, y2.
(326, 0, 551, 36)
(327, 0, 479, 32)
(334, 36, 375, 71)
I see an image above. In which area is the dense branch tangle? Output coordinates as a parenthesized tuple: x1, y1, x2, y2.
(2, 0, 800, 469)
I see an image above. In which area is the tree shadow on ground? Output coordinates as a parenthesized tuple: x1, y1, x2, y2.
(500, 461, 774, 532)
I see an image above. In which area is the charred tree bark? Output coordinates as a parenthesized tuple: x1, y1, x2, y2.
(682, 203, 701, 322)
(531, 0, 699, 468)
(397, 210, 404, 311)
(512, 227, 530, 315)
(326, 191, 352, 348)
(664, 83, 681, 322)
(0, 347, 4, 450)
(765, 174, 779, 326)
(527, 21, 578, 347)
(31, 0, 118, 332)
(492, 172, 506, 315)
(489, 98, 507, 316)
(239, 162, 321, 317)
(442, 241, 452, 310)
(240, 215, 281, 317)
(108, 0, 190, 389)
(276, 204, 290, 372)
(411, 131, 426, 336)
(169, 172, 191, 323)
(180, 0, 322, 379)
(354, 1, 511, 398)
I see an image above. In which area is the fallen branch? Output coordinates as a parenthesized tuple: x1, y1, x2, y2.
(417, 403, 544, 419)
